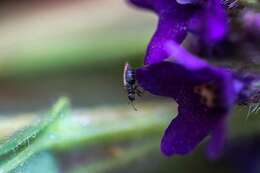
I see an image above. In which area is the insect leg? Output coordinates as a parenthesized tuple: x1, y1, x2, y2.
(128, 100, 138, 111)
(134, 85, 144, 97)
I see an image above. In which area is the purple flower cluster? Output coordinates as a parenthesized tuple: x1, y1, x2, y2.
(128, 0, 228, 65)
(127, 0, 260, 158)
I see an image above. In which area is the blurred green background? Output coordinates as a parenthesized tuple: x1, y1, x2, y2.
(0, 0, 156, 112)
(0, 1, 258, 173)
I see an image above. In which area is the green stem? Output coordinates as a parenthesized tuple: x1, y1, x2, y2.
(68, 138, 159, 173)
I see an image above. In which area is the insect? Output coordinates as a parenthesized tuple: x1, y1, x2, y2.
(123, 63, 143, 110)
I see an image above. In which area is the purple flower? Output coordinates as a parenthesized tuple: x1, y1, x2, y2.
(187, 9, 260, 63)
(135, 41, 242, 158)
(189, 0, 228, 45)
(128, 0, 228, 65)
(242, 10, 260, 35)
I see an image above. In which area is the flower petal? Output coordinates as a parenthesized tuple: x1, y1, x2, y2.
(161, 106, 220, 156)
(204, 0, 228, 43)
(165, 41, 208, 70)
(136, 61, 199, 101)
(136, 58, 234, 108)
(128, 0, 195, 65)
(206, 118, 227, 159)
(144, 4, 194, 65)
(189, 0, 228, 44)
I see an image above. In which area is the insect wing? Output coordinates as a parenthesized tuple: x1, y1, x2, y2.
(123, 63, 130, 86)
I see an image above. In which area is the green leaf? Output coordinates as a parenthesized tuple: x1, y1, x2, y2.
(11, 151, 59, 173)
(0, 101, 172, 173)
(0, 97, 69, 172)
(0, 97, 69, 157)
